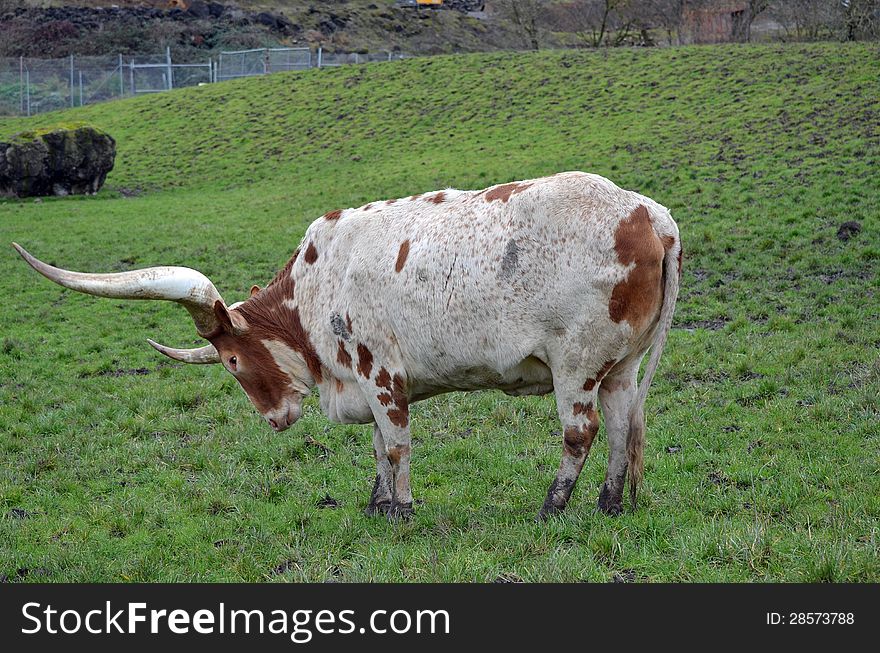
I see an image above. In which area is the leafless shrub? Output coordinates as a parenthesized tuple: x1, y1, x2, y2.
(543, 1, 646, 48)
(769, 0, 839, 41)
(492, 0, 548, 50)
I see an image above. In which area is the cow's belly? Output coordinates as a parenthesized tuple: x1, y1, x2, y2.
(410, 355, 553, 401)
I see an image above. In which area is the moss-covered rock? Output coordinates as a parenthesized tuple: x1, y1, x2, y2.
(0, 124, 115, 198)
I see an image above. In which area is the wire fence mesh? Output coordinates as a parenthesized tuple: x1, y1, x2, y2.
(1, 47, 408, 117)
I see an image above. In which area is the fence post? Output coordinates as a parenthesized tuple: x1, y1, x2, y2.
(19, 56, 23, 116)
(79, 71, 83, 106)
(119, 54, 124, 97)
(166, 46, 173, 90)
(70, 54, 75, 108)
(317, 46, 322, 69)
(25, 69, 30, 117)
(130, 59, 135, 95)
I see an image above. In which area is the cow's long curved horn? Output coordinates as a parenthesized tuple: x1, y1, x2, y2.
(147, 339, 221, 364)
(12, 242, 224, 336)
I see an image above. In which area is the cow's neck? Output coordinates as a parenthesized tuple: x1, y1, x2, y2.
(235, 248, 324, 385)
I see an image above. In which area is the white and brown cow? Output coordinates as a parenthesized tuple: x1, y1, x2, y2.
(14, 171, 681, 520)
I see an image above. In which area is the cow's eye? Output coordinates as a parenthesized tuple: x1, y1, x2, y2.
(228, 356, 238, 370)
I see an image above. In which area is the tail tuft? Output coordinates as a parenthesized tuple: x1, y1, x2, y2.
(627, 404, 645, 510)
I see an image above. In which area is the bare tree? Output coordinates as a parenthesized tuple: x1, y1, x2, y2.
(640, 0, 688, 45)
(730, 0, 771, 42)
(768, 0, 839, 41)
(544, 0, 640, 48)
(842, 0, 879, 40)
(493, 0, 547, 50)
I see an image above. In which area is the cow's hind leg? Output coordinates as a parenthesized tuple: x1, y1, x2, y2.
(365, 423, 393, 516)
(538, 381, 601, 521)
(597, 365, 639, 515)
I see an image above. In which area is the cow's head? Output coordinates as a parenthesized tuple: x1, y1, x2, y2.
(12, 243, 312, 432)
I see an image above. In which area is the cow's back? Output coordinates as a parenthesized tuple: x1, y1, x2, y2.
(296, 172, 675, 391)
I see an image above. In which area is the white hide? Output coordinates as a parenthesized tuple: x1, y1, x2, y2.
(277, 172, 679, 424)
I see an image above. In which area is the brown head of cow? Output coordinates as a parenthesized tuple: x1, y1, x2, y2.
(11, 243, 309, 432)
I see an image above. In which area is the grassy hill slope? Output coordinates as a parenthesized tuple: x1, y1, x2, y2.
(0, 43, 878, 581)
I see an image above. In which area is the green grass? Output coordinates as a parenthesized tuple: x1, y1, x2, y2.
(1, 43, 878, 582)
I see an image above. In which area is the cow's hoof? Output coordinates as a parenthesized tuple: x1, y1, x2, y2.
(536, 504, 563, 522)
(597, 484, 623, 516)
(387, 501, 414, 522)
(364, 500, 391, 517)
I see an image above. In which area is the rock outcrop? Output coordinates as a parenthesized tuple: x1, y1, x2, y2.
(0, 124, 116, 198)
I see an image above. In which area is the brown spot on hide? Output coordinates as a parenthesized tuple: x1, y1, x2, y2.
(386, 373, 409, 428)
(337, 341, 352, 367)
(387, 444, 410, 466)
(484, 182, 532, 203)
(428, 192, 445, 204)
(356, 343, 373, 378)
(386, 198, 397, 206)
(345, 312, 353, 334)
(409, 193, 422, 201)
(375, 367, 392, 390)
(563, 414, 599, 457)
(582, 359, 617, 392)
(304, 242, 319, 264)
(377, 392, 393, 406)
(363, 204, 372, 211)
(249, 285, 261, 297)
(573, 401, 593, 416)
(323, 209, 343, 221)
(335, 379, 344, 392)
(660, 235, 675, 252)
(395, 240, 410, 273)
(608, 205, 665, 330)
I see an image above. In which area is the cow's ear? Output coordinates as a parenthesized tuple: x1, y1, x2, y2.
(213, 300, 234, 333)
(212, 300, 248, 335)
(250, 284, 261, 297)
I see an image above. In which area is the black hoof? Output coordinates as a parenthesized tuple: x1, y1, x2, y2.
(364, 500, 391, 517)
(536, 503, 564, 522)
(387, 501, 414, 522)
(597, 484, 623, 516)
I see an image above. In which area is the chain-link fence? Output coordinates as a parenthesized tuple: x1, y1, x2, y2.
(0, 46, 408, 117)
(217, 47, 313, 81)
(216, 47, 407, 80)
(318, 51, 406, 67)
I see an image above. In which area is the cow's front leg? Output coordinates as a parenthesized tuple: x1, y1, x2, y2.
(386, 435, 413, 521)
(538, 385, 601, 520)
(365, 423, 394, 516)
(362, 369, 413, 521)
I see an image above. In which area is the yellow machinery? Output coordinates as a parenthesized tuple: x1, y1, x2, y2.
(398, 1, 444, 7)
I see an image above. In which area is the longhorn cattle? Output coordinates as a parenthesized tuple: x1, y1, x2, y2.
(14, 171, 681, 520)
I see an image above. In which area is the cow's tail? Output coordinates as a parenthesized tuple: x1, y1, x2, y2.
(626, 226, 681, 511)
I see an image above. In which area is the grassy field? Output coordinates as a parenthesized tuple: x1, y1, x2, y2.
(0, 43, 878, 582)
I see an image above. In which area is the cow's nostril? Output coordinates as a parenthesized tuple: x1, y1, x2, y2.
(268, 418, 278, 429)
